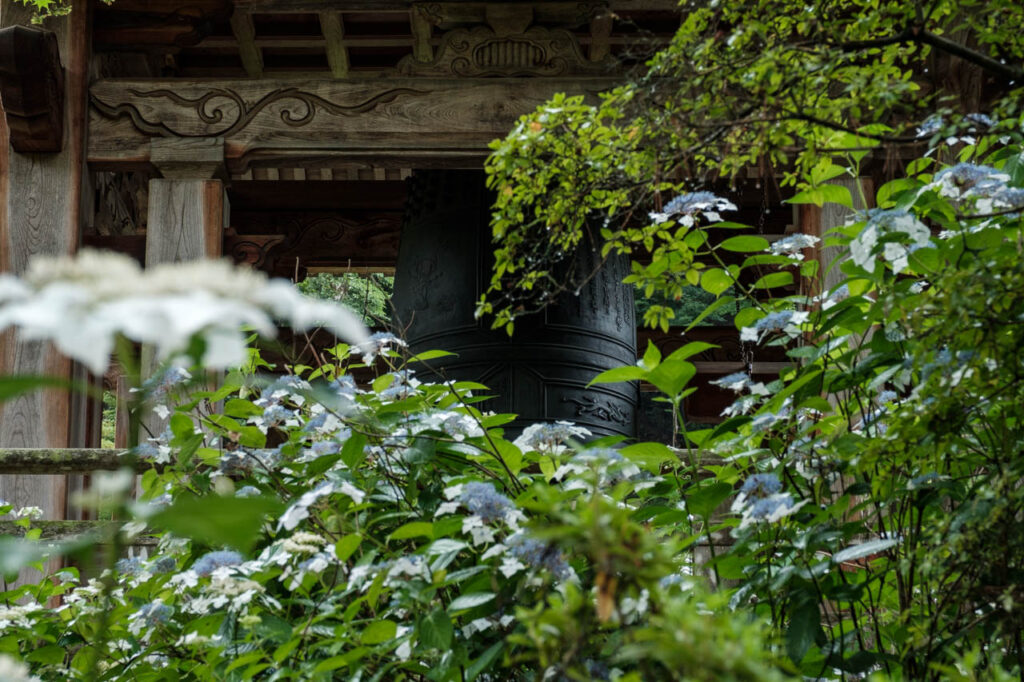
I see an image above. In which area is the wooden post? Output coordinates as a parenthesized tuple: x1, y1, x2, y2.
(137, 137, 228, 442)
(804, 177, 874, 294)
(0, 0, 91, 581)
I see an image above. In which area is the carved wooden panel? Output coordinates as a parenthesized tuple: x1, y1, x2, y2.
(398, 25, 615, 77)
(88, 77, 614, 168)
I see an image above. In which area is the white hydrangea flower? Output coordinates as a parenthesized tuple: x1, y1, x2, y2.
(0, 250, 369, 375)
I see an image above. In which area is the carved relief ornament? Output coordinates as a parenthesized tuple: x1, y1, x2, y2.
(399, 24, 615, 77)
(90, 85, 427, 139)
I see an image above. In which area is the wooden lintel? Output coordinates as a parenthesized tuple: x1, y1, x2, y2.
(0, 25, 64, 153)
(319, 11, 350, 79)
(229, 9, 263, 78)
(88, 77, 616, 169)
(235, 0, 681, 14)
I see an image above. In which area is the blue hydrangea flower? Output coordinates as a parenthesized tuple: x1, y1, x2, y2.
(664, 191, 735, 216)
(740, 473, 782, 498)
(358, 331, 408, 363)
(192, 550, 243, 576)
(508, 535, 571, 579)
(235, 485, 261, 498)
(146, 366, 191, 403)
(964, 112, 995, 129)
(136, 601, 173, 626)
(331, 375, 359, 398)
(151, 557, 176, 574)
(132, 442, 161, 459)
(748, 493, 795, 520)
(310, 440, 340, 457)
(916, 113, 944, 138)
(115, 557, 143, 574)
(459, 482, 514, 523)
(710, 371, 750, 392)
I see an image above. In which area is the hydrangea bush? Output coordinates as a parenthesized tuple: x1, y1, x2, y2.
(4, 142, 1024, 679)
(0, 318, 788, 679)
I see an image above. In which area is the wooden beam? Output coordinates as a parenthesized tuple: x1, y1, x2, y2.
(0, 520, 159, 544)
(0, 448, 159, 474)
(318, 11, 349, 78)
(89, 77, 616, 169)
(229, 9, 263, 78)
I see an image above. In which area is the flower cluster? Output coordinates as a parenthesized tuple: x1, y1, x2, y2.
(649, 191, 737, 226)
(849, 209, 933, 275)
(513, 420, 592, 454)
(0, 250, 369, 374)
(459, 482, 515, 523)
(739, 310, 809, 343)
(769, 233, 819, 259)
(731, 473, 804, 530)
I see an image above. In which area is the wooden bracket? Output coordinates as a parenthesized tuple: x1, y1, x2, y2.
(0, 25, 65, 153)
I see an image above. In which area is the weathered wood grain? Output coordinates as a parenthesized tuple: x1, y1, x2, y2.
(88, 77, 615, 169)
(813, 177, 874, 294)
(0, 0, 91, 584)
(145, 180, 226, 264)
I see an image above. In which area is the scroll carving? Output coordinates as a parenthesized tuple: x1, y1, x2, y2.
(398, 25, 614, 77)
(0, 25, 64, 153)
(561, 394, 631, 425)
(90, 86, 427, 138)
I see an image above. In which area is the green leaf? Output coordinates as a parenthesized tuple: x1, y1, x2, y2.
(409, 350, 458, 363)
(685, 482, 733, 519)
(818, 183, 854, 208)
(149, 495, 281, 553)
(734, 307, 763, 330)
(362, 619, 398, 644)
(753, 271, 794, 290)
(340, 432, 367, 469)
(700, 268, 733, 296)
(787, 600, 821, 663)
(645, 358, 696, 396)
(419, 609, 454, 650)
(389, 522, 434, 541)
(664, 341, 717, 364)
(313, 647, 368, 673)
(619, 442, 678, 473)
(467, 642, 503, 681)
(587, 365, 647, 387)
(427, 539, 468, 555)
(25, 645, 65, 665)
(335, 534, 363, 562)
(447, 592, 496, 612)
(719, 235, 770, 252)
(831, 538, 897, 564)
(685, 295, 736, 331)
(641, 340, 662, 369)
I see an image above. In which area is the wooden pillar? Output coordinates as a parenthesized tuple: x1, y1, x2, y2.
(0, 1, 90, 524)
(147, 137, 227, 263)
(802, 177, 874, 294)
(138, 137, 227, 441)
